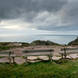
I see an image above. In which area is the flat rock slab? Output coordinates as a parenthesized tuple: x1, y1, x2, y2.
(52, 56, 61, 60)
(15, 57, 25, 64)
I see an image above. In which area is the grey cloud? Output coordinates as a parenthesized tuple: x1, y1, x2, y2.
(0, 0, 67, 20)
(60, 0, 78, 26)
(34, 0, 78, 31)
(1, 0, 77, 32)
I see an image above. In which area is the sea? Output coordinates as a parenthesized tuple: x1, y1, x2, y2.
(0, 35, 77, 45)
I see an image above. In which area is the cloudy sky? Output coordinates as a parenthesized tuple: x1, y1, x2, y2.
(0, 0, 78, 43)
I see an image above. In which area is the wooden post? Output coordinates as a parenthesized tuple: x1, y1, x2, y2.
(48, 55, 51, 61)
(9, 52, 11, 64)
(64, 45, 67, 59)
(12, 56, 15, 64)
(25, 56, 28, 63)
(61, 53, 64, 59)
(48, 50, 53, 62)
(50, 50, 53, 62)
(50, 55, 52, 62)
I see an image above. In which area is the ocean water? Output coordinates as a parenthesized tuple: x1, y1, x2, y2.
(0, 35, 77, 44)
(39, 35, 77, 44)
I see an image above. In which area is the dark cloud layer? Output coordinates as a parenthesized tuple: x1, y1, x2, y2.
(0, 0, 67, 20)
(0, 0, 78, 32)
(33, 0, 78, 31)
(62, 0, 78, 26)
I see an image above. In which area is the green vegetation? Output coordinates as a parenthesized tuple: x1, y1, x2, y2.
(0, 40, 61, 51)
(0, 45, 20, 51)
(31, 40, 60, 46)
(0, 46, 16, 51)
(0, 42, 19, 51)
(0, 60, 78, 78)
(68, 37, 78, 45)
(0, 42, 29, 50)
(21, 42, 30, 47)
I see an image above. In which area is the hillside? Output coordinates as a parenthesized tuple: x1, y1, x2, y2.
(68, 37, 78, 45)
(31, 40, 60, 46)
(0, 42, 30, 51)
(0, 40, 60, 50)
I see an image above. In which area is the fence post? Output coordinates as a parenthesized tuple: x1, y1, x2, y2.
(25, 56, 28, 63)
(12, 56, 15, 64)
(48, 55, 51, 61)
(9, 52, 11, 64)
(49, 50, 53, 62)
(61, 53, 64, 59)
(64, 45, 67, 59)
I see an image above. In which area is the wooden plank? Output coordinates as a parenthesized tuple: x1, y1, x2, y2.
(60, 51, 78, 54)
(60, 48, 78, 54)
(0, 51, 15, 57)
(22, 49, 53, 62)
(23, 52, 51, 56)
(23, 49, 53, 53)
(0, 51, 14, 54)
(0, 52, 10, 54)
(22, 49, 53, 57)
(61, 48, 78, 51)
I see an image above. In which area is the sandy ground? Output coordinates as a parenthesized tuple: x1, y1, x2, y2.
(0, 45, 78, 64)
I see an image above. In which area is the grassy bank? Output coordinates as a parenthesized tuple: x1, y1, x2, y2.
(0, 60, 78, 78)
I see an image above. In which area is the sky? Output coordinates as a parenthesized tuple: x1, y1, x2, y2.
(0, 0, 78, 43)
